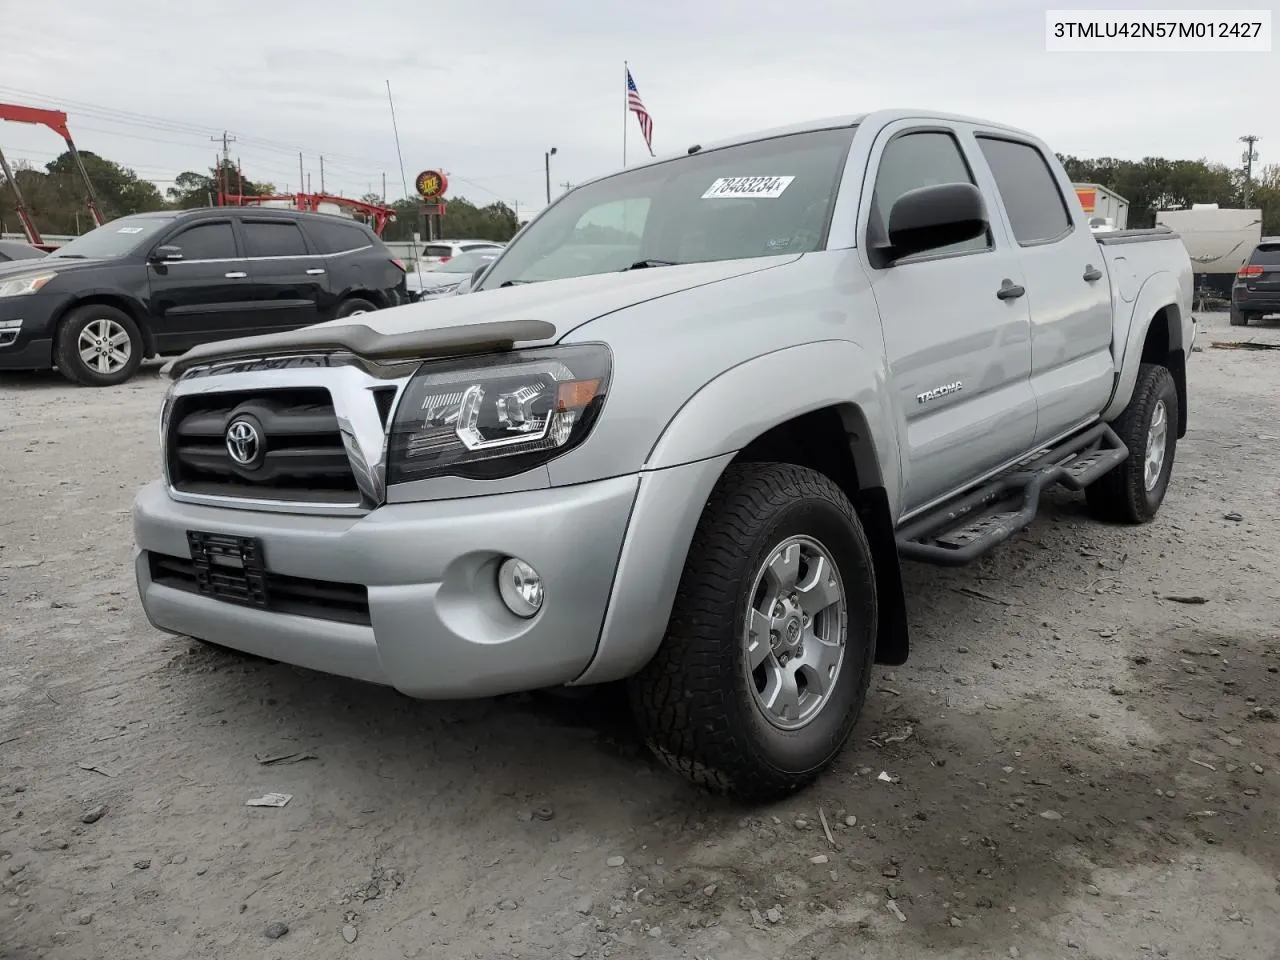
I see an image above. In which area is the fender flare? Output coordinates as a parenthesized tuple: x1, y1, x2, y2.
(572, 340, 905, 686)
(1103, 271, 1184, 422)
(643, 339, 901, 510)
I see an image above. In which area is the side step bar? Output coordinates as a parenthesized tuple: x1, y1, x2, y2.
(896, 423, 1128, 567)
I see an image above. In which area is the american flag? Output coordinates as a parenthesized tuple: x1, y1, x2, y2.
(626, 67, 654, 156)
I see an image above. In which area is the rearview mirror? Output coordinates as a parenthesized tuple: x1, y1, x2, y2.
(150, 244, 183, 263)
(883, 183, 987, 262)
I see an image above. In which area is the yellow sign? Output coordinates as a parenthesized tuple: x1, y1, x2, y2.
(415, 169, 448, 200)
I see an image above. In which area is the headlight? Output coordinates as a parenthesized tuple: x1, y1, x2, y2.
(0, 273, 56, 298)
(386, 344, 611, 484)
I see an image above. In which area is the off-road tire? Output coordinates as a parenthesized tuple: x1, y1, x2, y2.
(1229, 307, 1249, 326)
(1086, 363, 1178, 524)
(628, 462, 878, 802)
(334, 297, 377, 320)
(54, 304, 144, 387)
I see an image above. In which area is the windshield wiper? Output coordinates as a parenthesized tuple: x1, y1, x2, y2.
(498, 279, 532, 287)
(50, 254, 87, 259)
(622, 258, 682, 271)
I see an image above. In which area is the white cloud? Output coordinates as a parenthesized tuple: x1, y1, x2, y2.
(2, 0, 1273, 216)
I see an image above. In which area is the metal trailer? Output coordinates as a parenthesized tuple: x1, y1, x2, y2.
(1073, 183, 1129, 232)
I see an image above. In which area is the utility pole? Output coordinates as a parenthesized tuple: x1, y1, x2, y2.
(307, 172, 312, 193)
(382, 172, 386, 202)
(544, 146, 557, 205)
(1240, 135, 1260, 206)
(560, 180, 572, 194)
(298, 153, 304, 198)
(320, 155, 325, 194)
(211, 131, 236, 204)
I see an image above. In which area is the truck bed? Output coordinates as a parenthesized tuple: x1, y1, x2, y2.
(1094, 227, 1179, 246)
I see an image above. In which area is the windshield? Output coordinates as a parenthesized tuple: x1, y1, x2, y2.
(1249, 243, 1280, 265)
(48, 215, 174, 260)
(479, 126, 855, 289)
(431, 250, 500, 274)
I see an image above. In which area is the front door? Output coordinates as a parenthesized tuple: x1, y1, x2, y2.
(236, 218, 329, 331)
(146, 218, 255, 353)
(857, 122, 1037, 514)
(973, 134, 1114, 446)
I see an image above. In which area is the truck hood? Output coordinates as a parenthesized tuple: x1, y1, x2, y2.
(319, 255, 800, 340)
(164, 255, 801, 376)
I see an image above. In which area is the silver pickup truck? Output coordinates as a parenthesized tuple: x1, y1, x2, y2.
(132, 109, 1194, 801)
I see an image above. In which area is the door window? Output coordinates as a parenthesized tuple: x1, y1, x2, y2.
(303, 219, 373, 254)
(242, 220, 309, 258)
(869, 130, 991, 256)
(170, 221, 237, 261)
(975, 137, 1073, 245)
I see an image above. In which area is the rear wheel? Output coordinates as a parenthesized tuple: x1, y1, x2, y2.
(54, 304, 143, 387)
(1229, 307, 1249, 327)
(335, 297, 377, 320)
(1086, 363, 1178, 524)
(628, 462, 877, 801)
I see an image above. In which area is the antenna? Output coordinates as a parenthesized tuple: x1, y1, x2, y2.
(386, 80, 418, 267)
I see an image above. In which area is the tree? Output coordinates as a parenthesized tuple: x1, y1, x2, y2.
(166, 159, 272, 209)
(380, 195, 519, 243)
(1057, 154, 1242, 228)
(0, 151, 165, 235)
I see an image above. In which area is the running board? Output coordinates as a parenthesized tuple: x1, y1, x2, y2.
(896, 423, 1128, 567)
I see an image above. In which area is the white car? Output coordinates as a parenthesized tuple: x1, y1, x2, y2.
(405, 249, 500, 301)
(416, 239, 504, 266)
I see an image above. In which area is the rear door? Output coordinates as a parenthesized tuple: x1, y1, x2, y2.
(972, 133, 1114, 446)
(299, 217, 382, 314)
(859, 122, 1036, 513)
(236, 217, 328, 331)
(145, 217, 255, 352)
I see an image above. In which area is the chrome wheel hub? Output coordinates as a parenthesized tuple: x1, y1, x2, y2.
(1144, 399, 1168, 491)
(743, 535, 848, 731)
(77, 318, 131, 375)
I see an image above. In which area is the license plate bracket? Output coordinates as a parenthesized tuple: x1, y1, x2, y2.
(186, 530, 269, 609)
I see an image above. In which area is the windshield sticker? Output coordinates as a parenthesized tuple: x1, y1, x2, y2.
(117, 226, 145, 234)
(701, 176, 795, 200)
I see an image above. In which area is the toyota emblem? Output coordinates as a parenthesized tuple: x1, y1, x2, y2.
(225, 418, 262, 467)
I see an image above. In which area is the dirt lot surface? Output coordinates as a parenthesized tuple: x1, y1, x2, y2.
(1, 309, 1278, 960)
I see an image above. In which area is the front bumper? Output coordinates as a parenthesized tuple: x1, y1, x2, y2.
(0, 294, 58, 370)
(133, 475, 639, 698)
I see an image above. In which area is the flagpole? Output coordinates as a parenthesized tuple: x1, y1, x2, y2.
(622, 60, 628, 168)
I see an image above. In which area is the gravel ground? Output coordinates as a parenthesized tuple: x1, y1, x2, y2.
(1, 309, 1278, 960)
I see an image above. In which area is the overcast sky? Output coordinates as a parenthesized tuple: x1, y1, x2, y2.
(2, 0, 1275, 219)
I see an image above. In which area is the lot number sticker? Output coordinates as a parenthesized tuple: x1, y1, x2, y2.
(701, 176, 795, 199)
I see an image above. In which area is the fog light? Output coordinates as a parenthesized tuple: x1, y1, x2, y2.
(497, 557, 543, 618)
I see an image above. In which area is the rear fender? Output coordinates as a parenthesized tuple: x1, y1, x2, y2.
(1103, 272, 1184, 422)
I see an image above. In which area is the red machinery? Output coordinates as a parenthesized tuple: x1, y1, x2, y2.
(218, 189, 397, 237)
(0, 101, 105, 251)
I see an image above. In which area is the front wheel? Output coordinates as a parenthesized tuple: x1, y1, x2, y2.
(628, 462, 877, 801)
(1086, 363, 1178, 524)
(54, 304, 143, 387)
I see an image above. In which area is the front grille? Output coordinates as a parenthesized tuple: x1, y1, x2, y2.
(166, 387, 359, 503)
(148, 550, 371, 626)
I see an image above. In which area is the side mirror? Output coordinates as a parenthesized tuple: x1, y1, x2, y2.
(150, 244, 183, 263)
(883, 182, 987, 262)
(470, 265, 488, 287)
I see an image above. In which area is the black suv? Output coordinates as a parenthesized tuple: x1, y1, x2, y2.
(0, 207, 408, 385)
(1230, 237, 1280, 327)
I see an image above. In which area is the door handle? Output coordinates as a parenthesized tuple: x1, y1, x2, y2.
(224, 271, 247, 279)
(1083, 264, 1103, 282)
(305, 268, 325, 275)
(996, 279, 1026, 301)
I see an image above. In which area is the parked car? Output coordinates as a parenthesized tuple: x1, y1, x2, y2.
(133, 108, 1193, 801)
(1229, 237, 1280, 325)
(416, 239, 504, 266)
(0, 207, 407, 386)
(0, 239, 47, 263)
(405, 249, 500, 301)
